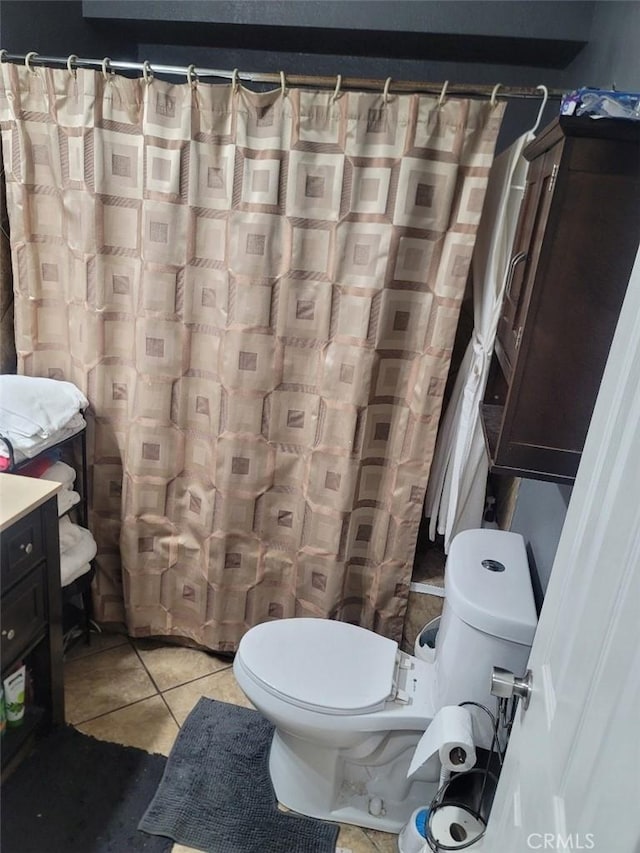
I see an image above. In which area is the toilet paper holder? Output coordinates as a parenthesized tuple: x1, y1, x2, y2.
(422, 700, 504, 851)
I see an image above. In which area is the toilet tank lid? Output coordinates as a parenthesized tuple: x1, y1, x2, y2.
(237, 618, 398, 714)
(445, 530, 538, 645)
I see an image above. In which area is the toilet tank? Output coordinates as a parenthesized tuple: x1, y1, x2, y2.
(433, 529, 538, 724)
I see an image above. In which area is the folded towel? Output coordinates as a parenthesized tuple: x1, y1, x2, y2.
(40, 461, 77, 489)
(0, 375, 88, 440)
(58, 521, 97, 587)
(58, 516, 95, 555)
(57, 489, 81, 518)
(0, 413, 87, 460)
(60, 558, 93, 588)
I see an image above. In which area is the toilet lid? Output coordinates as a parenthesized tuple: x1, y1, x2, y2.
(237, 618, 399, 715)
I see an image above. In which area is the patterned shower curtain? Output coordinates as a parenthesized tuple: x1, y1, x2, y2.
(0, 63, 503, 650)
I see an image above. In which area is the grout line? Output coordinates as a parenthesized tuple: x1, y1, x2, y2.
(64, 635, 131, 662)
(158, 690, 181, 729)
(159, 664, 234, 696)
(130, 642, 233, 695)
(130, 642, 164, 694)
(69, 690, 159, 726)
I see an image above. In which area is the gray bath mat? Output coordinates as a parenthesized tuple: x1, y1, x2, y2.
(139, 698, 339, 853)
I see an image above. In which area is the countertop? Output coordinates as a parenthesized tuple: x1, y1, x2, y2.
(0, 474, 62, 532)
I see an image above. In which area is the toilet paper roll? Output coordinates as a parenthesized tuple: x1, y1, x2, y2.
(407, 705, 476, 777)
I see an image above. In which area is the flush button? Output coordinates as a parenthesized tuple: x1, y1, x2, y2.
(482, 559, 505, 572)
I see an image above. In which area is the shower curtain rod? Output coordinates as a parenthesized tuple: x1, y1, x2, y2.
(0, 52, 564, 100)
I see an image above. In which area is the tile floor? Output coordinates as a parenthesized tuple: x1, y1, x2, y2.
(64, 631, 398, 853)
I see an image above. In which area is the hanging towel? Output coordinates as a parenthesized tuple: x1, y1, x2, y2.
(425, 131, 533, 550)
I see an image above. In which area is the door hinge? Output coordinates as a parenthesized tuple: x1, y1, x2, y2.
(548, 163, 559, 192)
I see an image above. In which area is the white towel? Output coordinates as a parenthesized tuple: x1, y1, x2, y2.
(58, 519, 97, 587)
(0, 413, 87, 460)
(58, 516, 95, 554)
(60, 557, 93, 588)
(57, 489, 81, 518)
(41, 461, 77, 489)
(0, 375, 88, 439)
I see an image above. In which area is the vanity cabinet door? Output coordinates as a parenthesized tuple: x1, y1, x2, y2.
(496, 142, 563, 379)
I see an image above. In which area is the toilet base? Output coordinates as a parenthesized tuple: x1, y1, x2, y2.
(269, 728, 439, 834)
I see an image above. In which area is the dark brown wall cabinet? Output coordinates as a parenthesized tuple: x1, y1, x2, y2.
(481, 117, 640, 484)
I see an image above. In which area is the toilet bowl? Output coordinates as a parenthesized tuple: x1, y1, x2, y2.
(233, 529, 538, 833)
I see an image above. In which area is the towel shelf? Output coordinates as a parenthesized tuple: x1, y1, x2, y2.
(3, 425, 95, 646)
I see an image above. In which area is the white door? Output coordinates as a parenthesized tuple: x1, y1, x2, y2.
(480, 244, 640, 853)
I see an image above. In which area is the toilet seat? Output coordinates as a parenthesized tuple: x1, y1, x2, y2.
(236, 618, 399, 715)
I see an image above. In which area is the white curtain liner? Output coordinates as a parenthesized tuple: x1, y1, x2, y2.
(425, 131, 533, 551)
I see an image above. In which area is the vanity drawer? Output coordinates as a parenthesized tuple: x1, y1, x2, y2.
(1, 566, 46, 670)
(1, 507, 44, 592)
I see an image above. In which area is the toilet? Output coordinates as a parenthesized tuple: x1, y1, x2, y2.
(233, 529, 537, 833)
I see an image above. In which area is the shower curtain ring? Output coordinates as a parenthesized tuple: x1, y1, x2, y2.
(231, 68, 240, 94)
(331, 74, 342, 103)
(25, 51, 39, 74)
(101, 57, 113, 81)
(490, 83, 502, 108)
(142, 60, 153, 84)
(187, 64, 198, 89)
(383, 77, 392, 104)
(438, 79, 449, 108)
(280, 70, 287, 97)
(66, 54, 78, 78)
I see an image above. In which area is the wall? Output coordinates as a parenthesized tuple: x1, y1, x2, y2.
(563, 0, 640, 90)
(1, 0, 585, 151)
(510, 481, 572, 610)
(0, 1, 132, 60)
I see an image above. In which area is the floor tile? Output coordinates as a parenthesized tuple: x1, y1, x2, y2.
(64, 643, 157, 724)
(162, 667, 253, 726)
(133, 640, 230, 691)
(171, 846, 202, 853)
(412, 545, 446, 586)
(65, 630, 129, 661)
(337, 822, 379, 852)
(364, 826, 399, 852)
(76, 694, 179, 756)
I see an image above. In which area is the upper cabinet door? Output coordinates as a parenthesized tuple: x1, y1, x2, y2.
(496, 142, 563, 379)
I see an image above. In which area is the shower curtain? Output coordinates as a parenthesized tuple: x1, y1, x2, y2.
(0, 63, 504, 650)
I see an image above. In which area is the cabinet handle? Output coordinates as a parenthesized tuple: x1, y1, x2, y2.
(1, 628, 16, 640)
(20, 542, 33, 555)
(514, 326, 524, 350)
(504, 252, 528, 298)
